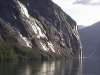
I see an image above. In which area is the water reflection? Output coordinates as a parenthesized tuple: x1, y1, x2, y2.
(0, 58, 81, 75)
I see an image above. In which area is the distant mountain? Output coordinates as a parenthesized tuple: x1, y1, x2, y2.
(79, 21, 100, 57)
(78, 25, 86, 30)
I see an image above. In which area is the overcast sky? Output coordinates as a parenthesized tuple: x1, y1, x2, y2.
(52, 0, 100, 26)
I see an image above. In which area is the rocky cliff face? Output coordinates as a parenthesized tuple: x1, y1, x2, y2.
(0, 0, 82, 56)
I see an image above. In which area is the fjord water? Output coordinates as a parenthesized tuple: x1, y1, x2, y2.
(0, 59, 81, 75)
(0, 58, 99, 75)
(83, 57, 100, 75)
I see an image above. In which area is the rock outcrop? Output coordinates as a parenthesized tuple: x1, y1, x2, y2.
(0, 0, 82, 56)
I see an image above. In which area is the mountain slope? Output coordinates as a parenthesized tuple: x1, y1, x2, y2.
(0, 0, 82, 60)
(79, 21, 100, 56)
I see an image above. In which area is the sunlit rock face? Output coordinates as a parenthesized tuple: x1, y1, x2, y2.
(0, 0, 82, 56)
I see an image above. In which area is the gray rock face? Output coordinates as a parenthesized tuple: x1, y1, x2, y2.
(0, 0, 82, 56)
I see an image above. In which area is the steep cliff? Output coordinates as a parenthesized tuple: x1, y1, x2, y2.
(0, 0, 82, 59)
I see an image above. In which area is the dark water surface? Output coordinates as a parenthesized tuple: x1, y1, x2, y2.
(0, 58, 99, 75)
(83, 57, 100, 75)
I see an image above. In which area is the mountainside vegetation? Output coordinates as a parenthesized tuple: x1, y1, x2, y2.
(0, 40, 72, 61)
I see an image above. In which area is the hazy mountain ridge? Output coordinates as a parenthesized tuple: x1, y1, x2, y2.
(78, 25, 86, 30)
(0, 0, 82, 60)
